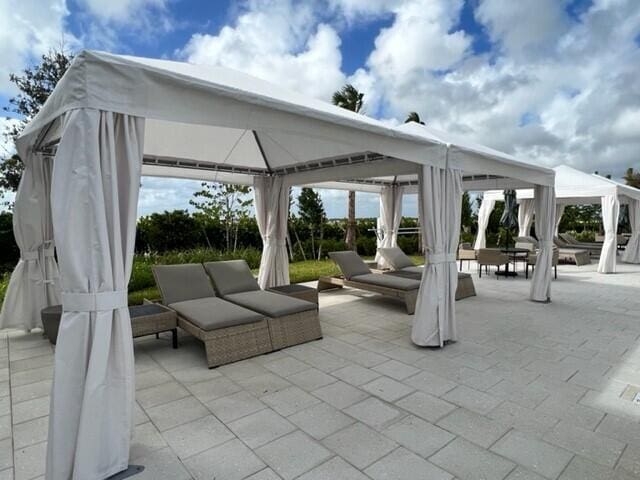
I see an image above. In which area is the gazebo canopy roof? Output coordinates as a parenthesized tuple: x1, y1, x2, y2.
(484, 165, 640, 205)
(20, 50, 554, 189)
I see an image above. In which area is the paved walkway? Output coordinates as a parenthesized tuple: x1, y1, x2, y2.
(2, 259, 640, 479)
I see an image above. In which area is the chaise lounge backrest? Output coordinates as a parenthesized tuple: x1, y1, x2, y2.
(378, 247, 416, 270)
(152, 263, 216, 305)
(328, 251, 371, 280)
(204, 260, 261, 296)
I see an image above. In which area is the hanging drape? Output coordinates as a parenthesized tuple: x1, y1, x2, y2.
(554, 204, 566, 237)
(622, 199, 640, 264)
(412, 165, 462, 347)
(517, 198, 535, 237)
(0, 153, 60, 331)
(530, 185, 555, 302)
(375, 184, 404, 268)
(46, 109, 144, 480)
(255, 176, 290, 288)
(474, 197, 495, 249)
(598, 194, 620, 273)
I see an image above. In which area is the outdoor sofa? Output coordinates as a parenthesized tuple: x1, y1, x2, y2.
(378, 247, 476, 300)
(152, 263, 272, 368)
(204, 260, 321, 350)
(320, 251, 420, 314)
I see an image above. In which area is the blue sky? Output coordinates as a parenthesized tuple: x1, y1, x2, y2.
(1, 0, 638, 218)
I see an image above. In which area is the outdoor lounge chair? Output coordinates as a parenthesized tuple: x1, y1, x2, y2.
(526, 248, 559, 279)
(377, 247, 476, 300)
(152, 263, 273, 368)
(204, 260, 321, 350)
(520, 236, 591, 266)
(457, 243, 476, 270)
(559, 233, 603, 254)
(319, 251, 421, 314)
(476, 249, 509, 277)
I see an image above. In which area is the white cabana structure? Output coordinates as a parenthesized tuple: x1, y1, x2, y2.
(0, 50, 555, 479)
(477, 165, 640, 274)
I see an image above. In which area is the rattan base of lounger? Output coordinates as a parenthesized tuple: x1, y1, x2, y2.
(178, 317, 272, 368)
(267, 310, 322, 350)
(317, 275, 418, 314)
(558, 250, 591, 266)
(381, 271, 476, 301)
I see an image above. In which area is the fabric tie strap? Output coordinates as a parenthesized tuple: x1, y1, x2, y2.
(21, 251, 39, 261)
(62, 290, 128, 312)
(539, 241, 554, 248)
(428, 253, 457, 264)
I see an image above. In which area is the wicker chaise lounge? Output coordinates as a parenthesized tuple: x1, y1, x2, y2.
(204, 260, 322, 350)
(518, 236, 591, 266)
(319, 251, 420, 314)
(378, 247, 476, 300)
(152, 264, 272, 368)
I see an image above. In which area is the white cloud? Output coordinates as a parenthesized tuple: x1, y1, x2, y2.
(180, 0, 346, 100)
(76, 0, 166, 23)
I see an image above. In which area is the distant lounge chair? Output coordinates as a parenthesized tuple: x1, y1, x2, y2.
(520, 236, 591, 266)
(559, 233, 603, 254)
(320, 251, 420, 314)
(152, 264, 272, 368)
(526, 248, 559, 279)
(377, 247, 476, 300)
(204, 260, 321, 350)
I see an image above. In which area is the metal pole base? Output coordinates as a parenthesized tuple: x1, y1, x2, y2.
(108, 465, 145, 479)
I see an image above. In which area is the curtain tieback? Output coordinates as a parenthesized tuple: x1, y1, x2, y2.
(539, 241, 554, 248)
(62, 290, 128, 312)
(21, 251, 39, 261)
(428, 253, 456, 264)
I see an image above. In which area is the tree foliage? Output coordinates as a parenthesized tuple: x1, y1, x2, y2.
(296, 188, 327, 259)
(405, 112, 425, 124)
(624, 168, 640, 188)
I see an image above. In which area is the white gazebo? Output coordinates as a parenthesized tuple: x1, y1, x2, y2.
(475, 165, 640, 273)
(0, 50, 555, 480)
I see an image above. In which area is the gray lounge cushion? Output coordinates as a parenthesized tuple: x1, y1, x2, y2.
(224, 290, 316, 317)
(378, 247, 415, 270)
(328, 251, 371, 279)
(351, 273, 420, 291)
(400, 265, 423, 274)
(169, 297, 263, 331)
(204, 260, 260, 296)
(153, 264, 216, 305)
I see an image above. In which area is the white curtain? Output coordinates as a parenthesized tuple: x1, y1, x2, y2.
(255, 176, 290, 288)
(0, 154, 60, 331)
(474, 197, 495, 249)
(530, 185, 556, 302)
(598, 194, 620, 273)
(518, 198, 535, 237)
(622, 199, 640, 264)
(412, 165, 462, 347)
(46, 109, 144, 480)
(554, 204, 566, 237)
(376, 184, 404, 268)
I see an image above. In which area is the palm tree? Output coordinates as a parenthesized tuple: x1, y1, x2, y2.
(405, 112, 425, 124)
(332, 84, 365, 250)
(624, 167, 640, 188)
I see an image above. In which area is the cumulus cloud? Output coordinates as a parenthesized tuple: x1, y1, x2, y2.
(76, 0, 167, 22)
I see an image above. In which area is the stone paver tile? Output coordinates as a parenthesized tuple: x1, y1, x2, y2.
(0, 439, 11, 471)
(186, 376, 241, 402)
(437, 408, 510, 448)
(0, 469, 12, 480)
(256, 431, 332, 480)
(488, 401, 559, 438)
(332, 365, 381, 386)
(135, 369, 173, 391)
(206, 390, 266, 423)
(0, 416, 10, 442)
(262, 386, 321, 417)
(10, 366, 54, 387)
(133, 447, 192, 480)
(361, 376, 415, 402)
(396, 391, 457, 423)
(244, 468, 282, 480)
(373, 360, 420, 380)
(383, 415, 454, 458)
(297, 456, 369, 480)
(442, 385, 502, 415)
(430, 437, 515, 480)
(536, 395, 604, 431)
(162, 415, 234, 459)
(489, 379, 549, 409)
(12, 396, 49, 425)
(218, 359, 269, 381)
(616, 443, 640, 478)
(491, 430, 572, 480)
(130, 422, 167, 461)
(145, 396, 209, 432)
(403, 371, 458, 397)
(506, 466, 547, 480)
(365, 447, 452, 480)
(11, 380, 51, 404)
(312, 381, 368, 409)
(289, 402, 355, 440)
(596, 413, 640, 445)
(13, 416, 48, 449)
(14, 440, 46, 480)
(323, 423, 397, 469)
(263, 356, 311, 377)
(344, 397, 403, 430)
(286, 368, 335, 391)
(238, 373, 292, 397)
(559, 455, 637, 480)
(184, 439, 265, 480)
(136, 381, 190, 409)
(170, 365, 222, 385)
(227, 408, 295, 449)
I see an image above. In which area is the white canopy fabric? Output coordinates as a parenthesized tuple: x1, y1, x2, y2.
(598, 195, 620, 274)
(474, 197, 496, 249)
(622, 199, 640, 264)
(375, 184, 404, 268)
(518, 199, 535, 237)
(530, 185, 556, 301)
(3, 50, 557, 479)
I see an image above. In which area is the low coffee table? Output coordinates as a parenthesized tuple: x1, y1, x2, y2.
(497, 247, 530, 277)
(41, 303, 178, 348)
(267, 284, 318, 305)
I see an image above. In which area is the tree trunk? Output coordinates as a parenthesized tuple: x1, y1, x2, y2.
(317, 224, 324, 260)
(345, 190, 356, 251)
(293, 226, 306, 261)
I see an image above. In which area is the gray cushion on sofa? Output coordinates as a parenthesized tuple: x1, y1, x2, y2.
(378, 247, 415, 270)
(328, 251, 371, 279)
(153, 264, 216, 305)
(169, 297, 263, 331)
(204, 260, 260, 296)
(224, 290, 316, 317)
(351, 273, 420, 291)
